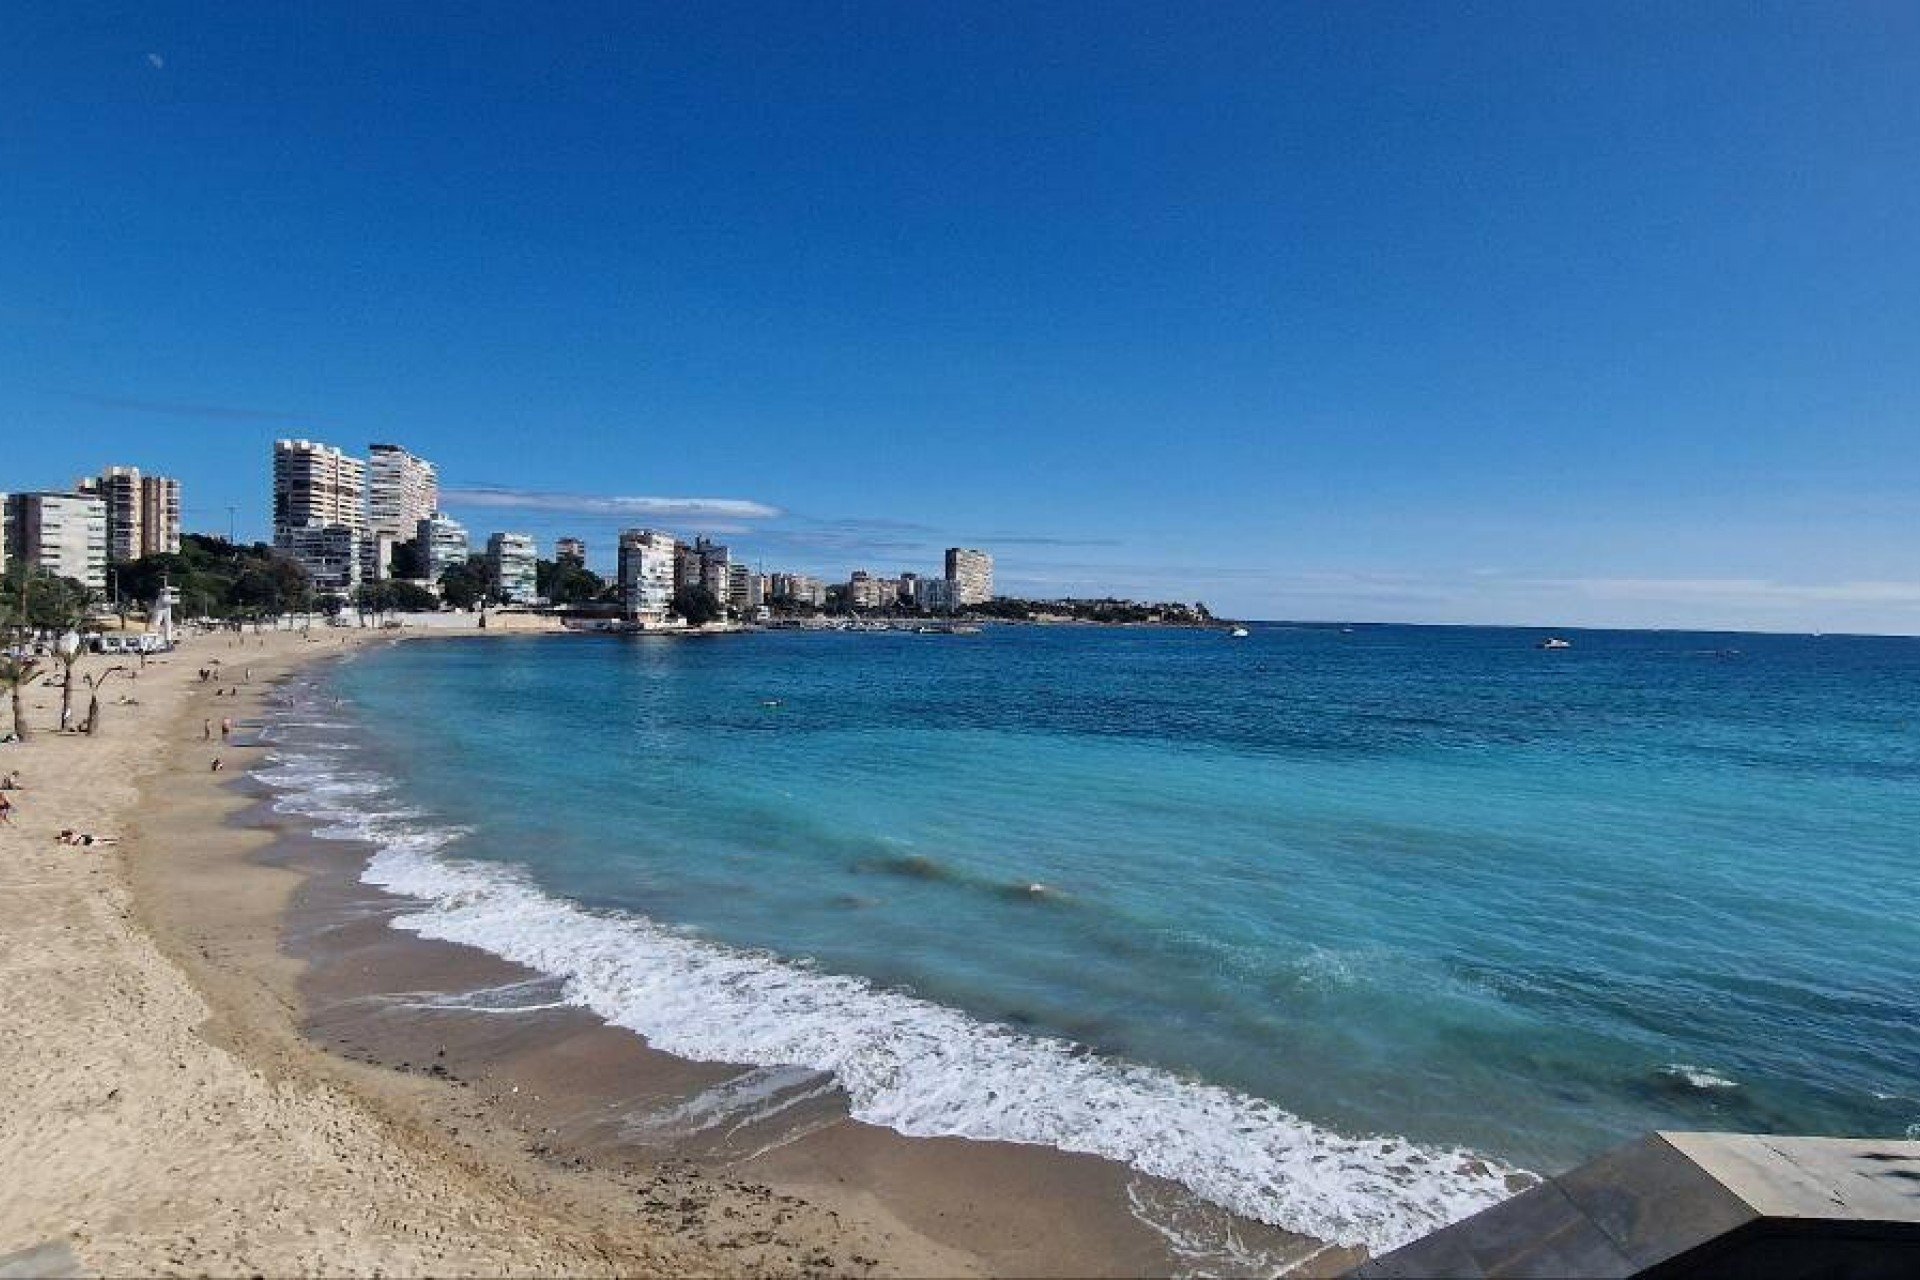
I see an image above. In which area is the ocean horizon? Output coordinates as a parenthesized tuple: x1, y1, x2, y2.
(257, 623, 1920, 1253)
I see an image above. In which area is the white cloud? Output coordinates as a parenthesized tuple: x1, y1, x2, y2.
(146, 53, 164, 69)
(442, 486, 782, 523)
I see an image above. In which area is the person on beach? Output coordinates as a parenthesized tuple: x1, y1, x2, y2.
(221, 717, 233, 741)
(0, 771, 20, 790)
(210, 758, 224, 772)
(0, 793, 13, 824)
(203, 719, 213, 741)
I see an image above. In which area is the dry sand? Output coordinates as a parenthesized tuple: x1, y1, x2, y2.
(0, 623, 711, 1276)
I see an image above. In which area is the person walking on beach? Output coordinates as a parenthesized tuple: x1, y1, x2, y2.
(0, 792, 13, 824)
(203, 718, 213, 741)
(220, 716, 233, 741)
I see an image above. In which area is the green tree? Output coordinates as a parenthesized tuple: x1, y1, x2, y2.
(537, 558, 606, 606)
(0, 567, 99, 732)
(388, 580, 439, 612)
(670, 586, 724, 627)
(353, 581, 395, 624)
(438, 555, 493, 610)
(389, 536, 428, 580)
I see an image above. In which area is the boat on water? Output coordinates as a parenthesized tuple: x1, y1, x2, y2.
(1229, 626, 1251, 638)
(1537, 636, 1572, 650)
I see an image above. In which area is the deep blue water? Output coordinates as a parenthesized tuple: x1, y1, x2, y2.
(273, 624, 1920, 1248)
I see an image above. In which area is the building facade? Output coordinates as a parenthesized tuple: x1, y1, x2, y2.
(80, 467, 144, 563)
(555, 537, 587, 568)
(768, 573, 825, 607)
(75, 467, 183, 563)
(277, 524, 360, 596)
(3, 492, 108, 591)
(418, 512, 470, 582)
(486, 532, 539, 603)
(273, 439, 366, 538)
(944, 547, 994, 605)
(919, 577, 959, 613)
(139, 474, 181, 556)
(367, 444, 438, 580)
(695, 538, 732, 604)
(847, 570, 887, 610)
(616, 529, 677, 622)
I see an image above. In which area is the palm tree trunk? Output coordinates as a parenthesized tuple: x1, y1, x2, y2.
(10, 683, 26, 742)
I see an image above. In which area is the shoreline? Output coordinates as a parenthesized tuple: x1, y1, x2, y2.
(231, 638, 1353, 1276)
(1, 620, 1355, 1276)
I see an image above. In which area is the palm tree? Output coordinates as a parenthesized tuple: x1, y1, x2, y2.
(0, 653, 41, 741)
(81, 665, 132, 735)
(47, 588, 103, 733)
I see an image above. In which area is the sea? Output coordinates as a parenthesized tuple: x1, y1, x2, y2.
(255, 624, 1920, 1254)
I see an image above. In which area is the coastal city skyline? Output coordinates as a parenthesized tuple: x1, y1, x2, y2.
(2, 434, 1000, 623)
(6, 7, 1919, 633)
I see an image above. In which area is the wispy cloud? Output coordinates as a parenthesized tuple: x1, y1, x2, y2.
(977, 534, 1124, 548)
(442, 485, 783, 523)
(1539, 577, 1920, 609)
(65, 392, 312, 423)
(146, 53, 165, 70)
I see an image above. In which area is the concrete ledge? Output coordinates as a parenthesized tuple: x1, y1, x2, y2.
(1353, 1133, 1920, 1279)
(0, 1240, 82, 1279)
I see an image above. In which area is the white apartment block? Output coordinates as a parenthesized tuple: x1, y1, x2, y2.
(368, 444, 438, 580)
(273, 439, 367, 537)
(418, 512, 470, 581)
(617, 529, 678, 621)
(487, 532, 539, 604)
(944, 547, 994, 605)
(4, 492, 109, 591)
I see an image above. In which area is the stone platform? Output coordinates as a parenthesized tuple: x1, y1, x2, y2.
(1354, 1132, 1920, 1279)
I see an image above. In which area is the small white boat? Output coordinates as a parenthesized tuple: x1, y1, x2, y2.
(1229, 626, 1251, 638)
(1537, 636, 1571, 650)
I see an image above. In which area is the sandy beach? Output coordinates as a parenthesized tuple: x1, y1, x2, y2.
(0, 622, 711, 1275)
(0, 621, 1352, 1278)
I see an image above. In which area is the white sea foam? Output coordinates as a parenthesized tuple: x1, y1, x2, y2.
(1663, 1063, 1739, 1090)
(257, 743, 1526, 1253)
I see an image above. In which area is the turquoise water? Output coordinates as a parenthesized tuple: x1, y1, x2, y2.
(269, 625, 1920, 1249)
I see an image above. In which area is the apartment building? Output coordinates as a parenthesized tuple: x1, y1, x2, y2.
(617, 529, 677, 621)
(944, 547, 994, 605)
(368, 444, 438, 580)
(2, 492, 108, 591)
(486, 532, 539, 603)
(418, 512, 470, 581)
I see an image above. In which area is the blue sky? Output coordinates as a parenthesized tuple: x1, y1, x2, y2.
(4, 3, 1918, 630)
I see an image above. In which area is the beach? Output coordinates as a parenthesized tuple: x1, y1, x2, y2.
(0, 623, 1352, 1278)
(0, 623, 692, 1274)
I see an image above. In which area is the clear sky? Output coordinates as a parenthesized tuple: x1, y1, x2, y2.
(4, 3, 1918, 631)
